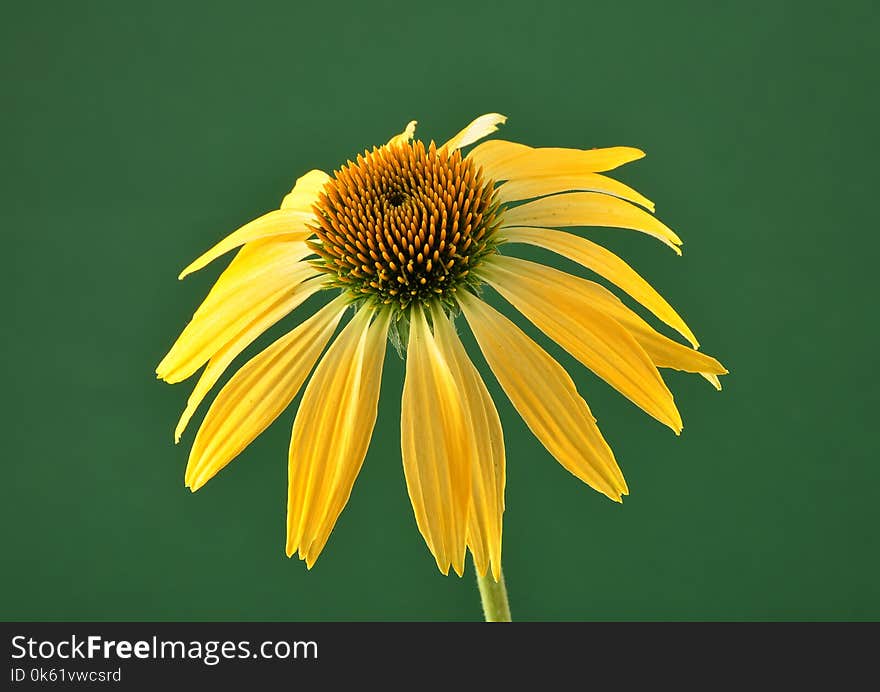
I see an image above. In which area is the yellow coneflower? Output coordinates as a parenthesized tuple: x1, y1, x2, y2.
(157, 113, 726, 598)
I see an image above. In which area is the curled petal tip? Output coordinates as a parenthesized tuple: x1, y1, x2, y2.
(387, 120, 417, 147)
(178, 263, 199, 281)
(401, 120, 417, 139)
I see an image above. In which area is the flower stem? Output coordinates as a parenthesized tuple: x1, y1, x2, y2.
(475, 567, 512, 622)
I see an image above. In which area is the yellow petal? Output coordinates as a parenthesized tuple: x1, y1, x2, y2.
(174, 276, 328, 442)
(280, 169, 330, 212)
(441, 113, 507, 152)
(702, 373, 723, 391)
(178, 209, 314, 279)
(482, 256, 682, 433)
(467, 139, 645, 181)
(157, 239, 318, 383)
(431, 304, 505, 581)
(185, 296, 348, 491)
(458, 291, 627, 500)
(400, 305, 472, 576)
(500, 191, 682, 254)
(561, 277, 728, 384)
(286, 305, 391, 567)
(386, 120, 417, 148)
(496, 173, 654, 212)
(502, 226, 697, 347)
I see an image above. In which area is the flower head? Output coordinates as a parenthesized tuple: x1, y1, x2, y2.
(309, 137, 501, 309)
(157, 114, 726, 579)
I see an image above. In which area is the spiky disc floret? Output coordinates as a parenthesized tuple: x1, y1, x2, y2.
(308, 140, 501, 310)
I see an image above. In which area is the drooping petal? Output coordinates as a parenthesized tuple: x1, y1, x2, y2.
(386, 120, 417, 148)
(184, 296, 348, 491)
(502, 226, 697, 346)
(286, 305, 391, 567)
(431, 304, 505, 581)
(481, 256, 682, 433)
(441, 113, 507, 152)
(174, 276, 329, 442)
(157, 239, 318, 383)
(500, 191, 682, 254)
(400, 305, 472, 576)
(496, 173, 654, 212)
(458, 291, 627, 501)
(558, 277, 728, 385)
(467, 140, 645, 181)
(178, 209, 314, 279)
(280, 169, 330, 212)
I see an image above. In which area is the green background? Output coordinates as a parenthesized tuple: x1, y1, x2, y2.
(2, 1, 877, 621)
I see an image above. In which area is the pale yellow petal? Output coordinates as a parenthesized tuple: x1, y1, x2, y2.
(481, 256, 682, 433)
(178, 209, 314, 279)
(184, 296, 348, 491)
(559, 277, 728, 383)
(431, 305, 505, 581)
(400, 305, 472, 577)
(458, 291, 627, 500)
(500, 191, 682, 254)
(702, 373, 723, 391)
(467, 139, 645, 181)
(496, 173, 654, 212)
(502, 226, 697, 347)
(174, 276, 328, 442)
(286, 306, 391, 567)
(441, 113, 507, 152)
(467, 139, 529, 176)
(280, 169, 330, 212)
(386, 120, 417, 148)
(157, 239, 318, 383)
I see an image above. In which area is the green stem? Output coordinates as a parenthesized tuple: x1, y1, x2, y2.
(476, 567, 512, 622)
